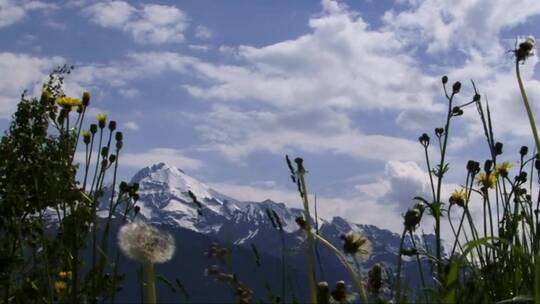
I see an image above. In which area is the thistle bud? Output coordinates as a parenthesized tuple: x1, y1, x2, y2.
(452, 81, 461, 94)
(442, 75, 448, 84)
(331, 281, 347, 302)
(90, 124, 98, 134)
(317, 282, 330, 304)
(82, 91, 91, 107)
(494, 142, 503, 155)
(418, 133, 430, 147)
(108, 120, 117, 131)
(520, 146, 529, 156)
(83, 130, 91, 144)
(115, 131, 123, 142)
(96, 113, 107, 128)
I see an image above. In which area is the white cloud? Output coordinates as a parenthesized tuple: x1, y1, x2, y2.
(0, 52, 64, 117)
(195, 25, 213, 39)
(84, 1, 189, 44)
(0, 0, 57, 28)
(185, 104, 424, 163)
(209, 180, 405, 232)
(118, 148, 203, 171)
(383, 0, 540, 58)
(122, 121, 139, 131)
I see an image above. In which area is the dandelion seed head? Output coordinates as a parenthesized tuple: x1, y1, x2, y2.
(118, 222, 175, 263)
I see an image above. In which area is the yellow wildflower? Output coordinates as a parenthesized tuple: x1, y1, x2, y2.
(478, 172, 497, 189)
(341, 231, 371, 260)
(449, 189, 468, 207)
(495, 162, 513, 177)
(54, 281, 67, 293)
(58, 271, 72, 280)
(96, 113, 108, 128)
(56, 96, 82, 109)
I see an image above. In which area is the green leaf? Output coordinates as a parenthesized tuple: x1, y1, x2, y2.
(441, 261, 459, 303)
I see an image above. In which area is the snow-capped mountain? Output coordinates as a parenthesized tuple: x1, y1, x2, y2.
(102, 163, 433, 302)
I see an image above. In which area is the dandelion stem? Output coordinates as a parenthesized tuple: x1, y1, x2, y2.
(516, 60, 540, 154)
(297, 169, 318, 304)
(146, 260, 157, 304)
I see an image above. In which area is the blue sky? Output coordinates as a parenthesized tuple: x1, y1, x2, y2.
(1, 0, 540, 233)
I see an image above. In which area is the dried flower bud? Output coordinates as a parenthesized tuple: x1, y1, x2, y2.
(341, 231, 371, 259)
(90, 124, 98, 134)
(494, 142, 503, 156)
(442, 75, 448, 84)
(452, 81, 461, 94)
(435, 127, 444, 137)
(83, 130, 91, 144)
(368, 264, 384, 294)
(82, 91, 91, 107)
(520, 146, 529, 156)
(515, 36, 536, 62)
(404, 205, 423, 231)
(331, 281, 347, 302)
(108, 120, 117, 131)
(101, 147, 109, 158)
(115, 131, 123, 142)
(418, 133, 430, 147)
(109, 154, 116, 163)
(317, 281, 330, 304)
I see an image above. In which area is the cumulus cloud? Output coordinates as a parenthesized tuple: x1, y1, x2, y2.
(0, 0, 57, 28)
(194, 25, 213, 39)
(122, 121, 139, 131)
(383, 0, 540, 58)
(0, 52, 64, 117)
(120, 148, 203, 171)
(209, 180, 405, 232)
(84, 1, 189, 44)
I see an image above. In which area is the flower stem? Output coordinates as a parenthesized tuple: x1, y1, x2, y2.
(297, 170, 318, 304)
(516, 60, 540, 154)
(310, 233, 368, 303)
(146, 260, 156, 304)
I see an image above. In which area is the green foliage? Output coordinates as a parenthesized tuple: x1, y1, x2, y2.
(0, 66, 137, 303)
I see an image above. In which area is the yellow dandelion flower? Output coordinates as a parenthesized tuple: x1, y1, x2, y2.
(58, 271, 72, 280)
(449, 189, 468, 207)
(56, 96, 82, 109)
(341, 231, 371, 260)
(478, 172, 497, 189)
(54, 281, 67, 293)
(495, 162, 513, 177)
